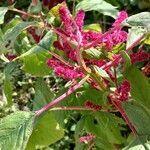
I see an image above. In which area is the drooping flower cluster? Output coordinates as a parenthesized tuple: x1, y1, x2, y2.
(112, 11, 128, 27)
(84, 101, 102, 111)
(130, 50, 149, 64)
(47, 58, 83, 79)
(79, 134, 96, 143)
(103, 11, 128, 50)
(27, 27, 41, 43)
(47, 5, 128, 80)
(115, 80, 131, 101)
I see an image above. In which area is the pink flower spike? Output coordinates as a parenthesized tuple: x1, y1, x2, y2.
(59, 6, 73, 36)
(117, 80, 131, 101)
(79, 134, 96, 143)
(75, 10, 85, 30)
(84, 101, 102, 111)
(130, 51, 150, 64)
(113, 11, 128, 27)
(47, 58, 83, 80)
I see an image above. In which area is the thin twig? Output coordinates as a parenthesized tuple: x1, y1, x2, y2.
(48, 51, 75, 68)
(9, 8, 40, 19)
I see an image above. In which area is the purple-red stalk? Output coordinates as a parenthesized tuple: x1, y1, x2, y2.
(109, 95, 137, 135)
(35, 75, 89, 116)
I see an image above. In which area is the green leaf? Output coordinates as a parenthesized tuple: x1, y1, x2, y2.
(3, 78, 13, 106)
(18, 31, 54, 76)
(126, 27, 146, 49)
(83, 112, 125, 149)
(121, 50, 131, 72)
(27, 112, 64, 149)
(83, 48, 105, 60)
(27, 79, 64, 149)
(1, 21, 35, 49)
(124, 12, 150, 28)
(18, 31, 53, 58)
(144, 35, 150, 45)
(124, 66, 150, 109)
(122, 101, 150, 135)
(28, 0, 42, 14)
(84, 23, 102, 32)
(0, 111, 35, 150)
(3, 62, 18, 106)
(123, 136, 150, 150)
(91, 65, 112, 82)
(0, 7, 8, 24)
(21, 51, 51, 76)
(4, 61, 18, 78)
(3, 16, 22, 33)
(76, 0, 118, 18)
(33, 78, 55, 111)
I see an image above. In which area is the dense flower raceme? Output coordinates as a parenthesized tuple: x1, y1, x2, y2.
(84, 101, 102, 111)
(79, 134, 96, 143)
(115, 80, 131, 101)
(130, 50, 150, 64)
(47, 6, 129, 81)
(47, 58, 83, 79)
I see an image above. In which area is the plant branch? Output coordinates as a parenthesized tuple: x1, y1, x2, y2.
(83, 27, 118, 50)
(35, 75, 89, 116)
(32, 0, 38, 5)
(110, 95, 137, 135)
(100, 34, 145, 70)
(48, 51, 75, 68)
(9, 8, 40, 19)
(49, 106, 93, 111)
(49, 106, 118, 112)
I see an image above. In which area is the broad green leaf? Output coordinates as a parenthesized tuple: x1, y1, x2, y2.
(0, 111, 35, 150)
(27, 112, 64, 149)
(94, 112, 125, 144)
(18, 31, 54, 76)
(124, 66, 150, 109)
(33, 78, 55, 111)
(0, 21, 35, 49)
(27, 79, 64, 149)
(123, 136, 150, 150)
(112, 43, 126, 54)
(28, 0, 42, 14)
(144, 35, 150, 45)
(122, 101, 150, 135)
(126, 27, 146, 49)
(124, 12, 150, 28)
(3, 16, 22, 33)
(0, 7, 8, 24)
(121, 50, 131, 72)
(84, 23, 102, 32)
(3, 78, 13, 106)
(3, 62, 18, 106)
(83, 48, 105, 60)
(83, 112, 125, 149)
(18, 31, 53, 58)
(76, 0, 118, 18)
(4, 61, 18, 78)
(21, 51, 51, 76)
(91, 65, 112, 82)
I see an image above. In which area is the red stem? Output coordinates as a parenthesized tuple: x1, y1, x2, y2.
(83, 27, 118, 50)
(32, 0, 38, 5)
(113, 66, 118, 89)
(100, 34, 145, 70)
(35, 75, 89, 116)
(9, 8, 40, 18)
(110, 96, 137, 135)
